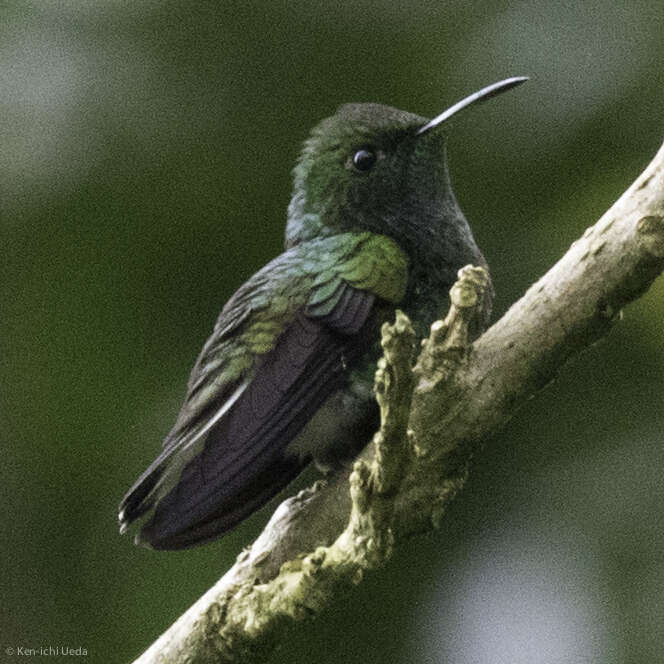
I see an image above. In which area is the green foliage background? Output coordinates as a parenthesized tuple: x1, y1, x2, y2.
(1, 2, 662, 662)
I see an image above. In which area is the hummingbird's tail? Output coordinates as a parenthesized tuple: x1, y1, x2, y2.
(118, 460, 164, 536)
(118, 420, 306, 549)
(138, 453, 305, 549)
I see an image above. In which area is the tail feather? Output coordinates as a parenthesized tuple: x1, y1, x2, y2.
(118, 453, 169, 533)
(137, 453, 305, 549)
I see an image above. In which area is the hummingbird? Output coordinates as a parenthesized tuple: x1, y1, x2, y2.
(119, 77, 527, 549)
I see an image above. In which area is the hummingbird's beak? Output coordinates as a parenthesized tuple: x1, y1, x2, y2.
(417, 76, 528, 136)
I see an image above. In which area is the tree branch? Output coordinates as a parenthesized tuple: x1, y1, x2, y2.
(132, 142, 664, 664)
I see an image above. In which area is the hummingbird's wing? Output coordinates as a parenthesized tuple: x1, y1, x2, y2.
(119, 232, 408, 549)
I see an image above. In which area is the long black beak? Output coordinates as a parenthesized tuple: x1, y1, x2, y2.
(417, 76, 528, 136)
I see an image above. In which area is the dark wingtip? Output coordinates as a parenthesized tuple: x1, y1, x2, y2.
(117, 461, 166, 540)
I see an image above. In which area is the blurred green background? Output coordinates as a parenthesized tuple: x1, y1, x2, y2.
(1, 2, 663, 663)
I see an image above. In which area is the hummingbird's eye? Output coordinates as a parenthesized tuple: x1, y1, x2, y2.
(352, 148, 377, 172)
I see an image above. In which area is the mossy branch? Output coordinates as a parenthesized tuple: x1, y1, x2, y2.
(132, 142, 664, 664)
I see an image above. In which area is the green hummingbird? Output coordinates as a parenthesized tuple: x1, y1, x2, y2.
(119, 77, 527, 549)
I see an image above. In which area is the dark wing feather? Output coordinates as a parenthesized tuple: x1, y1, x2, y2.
(135, 286, 376, 549)
(119, 232, 408, 549)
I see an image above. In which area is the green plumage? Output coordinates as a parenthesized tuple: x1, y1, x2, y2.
(171, 232, 407, 440)
(120, 78, 526, 548)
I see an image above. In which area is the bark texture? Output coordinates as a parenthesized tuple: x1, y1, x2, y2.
(132, 142, 664, 664)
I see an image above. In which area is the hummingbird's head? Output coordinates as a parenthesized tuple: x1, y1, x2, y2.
(285, 77, 527, 258)
(286, 103, 431, 248)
